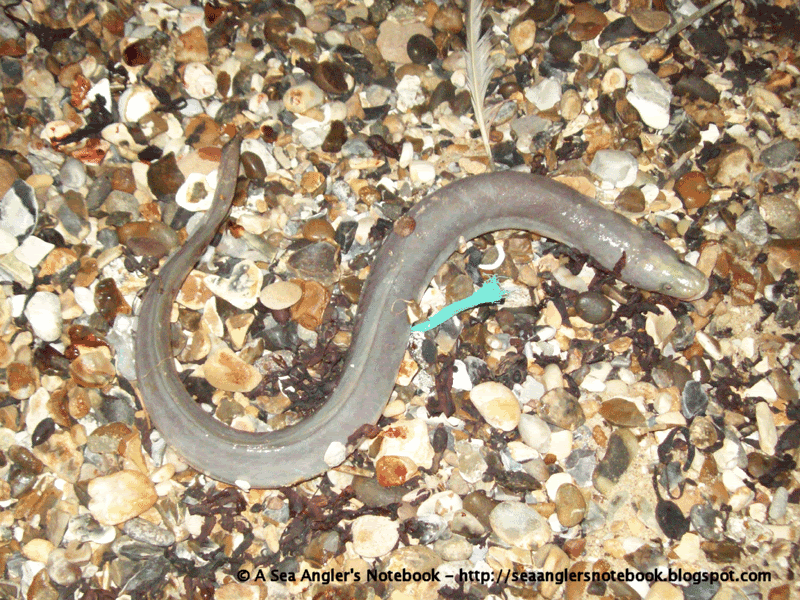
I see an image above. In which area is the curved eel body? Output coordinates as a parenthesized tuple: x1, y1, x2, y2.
(135, 134, 708, 488)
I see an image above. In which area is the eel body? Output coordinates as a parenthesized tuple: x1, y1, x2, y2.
(134, 134, 708, 488)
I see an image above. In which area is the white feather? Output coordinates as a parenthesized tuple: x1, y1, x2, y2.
(465, 0, 495, 170)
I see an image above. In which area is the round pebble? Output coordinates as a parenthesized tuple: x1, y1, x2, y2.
(351, 515, 399, 558)
(260, 280, 303, 310)
(469, 382, 521, 431)
(574, 291, 613, 324)
(555, 483, 587, 527)
(406, 34, 437, 65)
(674, 171, 711, 210)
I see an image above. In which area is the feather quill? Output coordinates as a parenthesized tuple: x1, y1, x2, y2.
(465, 0, 495, 171)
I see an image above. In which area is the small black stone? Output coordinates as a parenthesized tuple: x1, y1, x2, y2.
(407, 34, 437, 65)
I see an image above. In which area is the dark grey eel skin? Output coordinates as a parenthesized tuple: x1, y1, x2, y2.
(135, 132, 708, 488)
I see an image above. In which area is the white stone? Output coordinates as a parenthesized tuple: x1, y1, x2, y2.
(0, 229, 17, 254)
(489, 502, 552, 550)
(183, 62, 217, 99)
(526, 77, 562, 111)
(375, 419, 434, 469)
(755, 402, 777, 455)
(175, 172, 214, 212)
(626, 71, 672, 130)
(24, 291, 62, 342)
(351, 515, 399, 558)
(518, 413, 551, 453)
(118, 85, 159, 123)
(469, 382, 521, 431)
(14, 236, 53, 268)
(324, 441, 347, 467)
(88, 470, 158, 525)
(409, 160, 436, 185)
(590, 150, 639, 188)
(617, 48, 648, 74)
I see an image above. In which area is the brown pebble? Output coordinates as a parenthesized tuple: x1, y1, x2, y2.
(300, 171, 326, 195)
(94, 278, 131, 325)
(433, 4, 463, 33)
(240, 151, 267, 179)
(123, 40, 151, 66)
(615, 186, 646, 212)
(555, 483, 587, 527)
(568, 3, 608, 41)
(147, 153, 185, 197)
(674, 171, 711, 210)
(322, 120, 347, 153)
(3, 87, 26, 115)
(117, 221, 179, 259)
(375, 455, 418, 487)
(302, 218, 335, 242)
(631, 10, 671, 33)
(312, 61, 349, 94)
(598, 398, 646, 427)
(290, 279, 331, 330)
(393, 214, 416, 237)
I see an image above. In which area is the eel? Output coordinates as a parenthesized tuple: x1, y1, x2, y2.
(134, 131, 708, 488)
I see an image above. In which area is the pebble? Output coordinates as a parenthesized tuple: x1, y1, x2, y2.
(469, 382, 521, 431)
(630, 10, 670, 33)
(409, 161, 436, 185)
(617, 48, 648, 75)
(175, 172, 214, 212)
(205, 260, 263, 310)
(183, 62, 216, 99)
(599, 398, 646, 427)
(406, 34, 437, 65)
(203, 344, 262, 392)
(689, 27, 728, 63)
(592, 429, 638, 495)
(736, 209, 769, 246)
(350, 515, 399, 558)
(681, 381, 709, 419)
(626, 71, 672, 130)
(760, 139, 798, 169)
(312, 62, 348, 95)
(0, 180, 38, 241)
(122, 518, 175, 547)
(283, 80, 325, 114)
(589, 150, 638, 188)
(432, 4, 462, 33)
(518, 412, 551, 452)
(646, 582, 684, 600)
(489, 501, 552, 549)
(289, 279, 331, 330)
(259, 280, 302, 310)
(287, 241, 339, 286)
(675, 171, 712, 210)
(574, 291, 613, 324)
(673, 74, 720, 104)
(759, 194, 800, 239)
(713, 146, 753, 188)
(375, 455, 418, 487)
(555, 483, 586, 527)
(88, 470, 158, 525)
(549, 32, 581, 62)
(24, 292, 62, 342)
(509, 20, 537, 55)
(540, 388, 585, 430)
(526, 77, 562, 111)
(755, 402, 777, 455)
(117, 221, 178, 259)
(375, 419, 435, 469)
